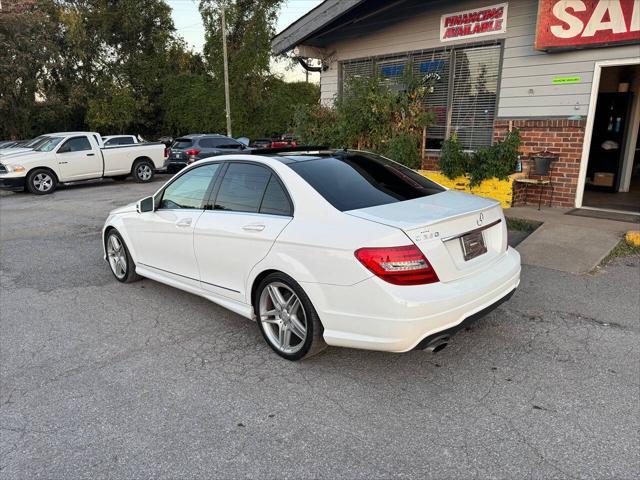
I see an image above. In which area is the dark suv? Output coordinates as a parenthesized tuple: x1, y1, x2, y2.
(165, 134, 248, 173)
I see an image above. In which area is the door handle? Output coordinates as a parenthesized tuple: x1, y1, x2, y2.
(242, 224, 265, 232)
(175, 218, 192, 228)
(86, 153, 95, 156)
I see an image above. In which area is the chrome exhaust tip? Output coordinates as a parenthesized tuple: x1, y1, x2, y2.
(422, 335, 450, 354)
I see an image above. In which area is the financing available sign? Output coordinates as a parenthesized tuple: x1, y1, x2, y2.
(440, 3, 508, 42)
(535, 0, 640, 50)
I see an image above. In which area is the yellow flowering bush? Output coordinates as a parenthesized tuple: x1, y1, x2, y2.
(419, 170, 521, 209)
(625, 231, 640, 247)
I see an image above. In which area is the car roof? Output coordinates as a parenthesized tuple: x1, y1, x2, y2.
(246, 147, 340, 164)
(178, 133, 227, 139)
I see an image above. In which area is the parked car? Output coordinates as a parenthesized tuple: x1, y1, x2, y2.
(271, 134, 297, 149)
(0, 135, 49, 157)
(102, 135, 139, 147)
(0, 132, 166, 194)
(165, 134, 248, 173)
(102, 149, 521, 360)
(158, 136, 174, 148)
(249, 138, 274, 149)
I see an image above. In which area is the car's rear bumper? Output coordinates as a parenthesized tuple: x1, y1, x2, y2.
(164, 160, 188, 173)
(0, 176, 26, 191)
(301, 247, 521, 352)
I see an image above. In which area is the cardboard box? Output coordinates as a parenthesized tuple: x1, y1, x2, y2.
(593, 172, 615, 187)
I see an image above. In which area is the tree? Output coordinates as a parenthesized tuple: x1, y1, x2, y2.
(0, 1, 59, 138)
(199, 0, 283, 136)
(41, 0, 187, 136)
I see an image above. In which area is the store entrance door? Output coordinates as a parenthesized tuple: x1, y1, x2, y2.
(581, 64, 640, 214)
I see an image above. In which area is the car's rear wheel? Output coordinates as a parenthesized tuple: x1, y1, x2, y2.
(255, 273, 327, 360)
(132, 160, 154, 183)
(105, 230, 141, 283)
(26, 169, 57, 195)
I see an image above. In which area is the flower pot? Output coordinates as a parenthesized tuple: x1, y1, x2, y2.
(532, 155, 554, 176)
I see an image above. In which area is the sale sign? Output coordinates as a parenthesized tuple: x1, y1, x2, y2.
(535, 0, 640, 50)
(440, 3, 508, 42)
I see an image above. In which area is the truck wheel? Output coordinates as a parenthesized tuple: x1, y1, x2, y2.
(132, 160, 154, 183)
(26, 169, 57, 195)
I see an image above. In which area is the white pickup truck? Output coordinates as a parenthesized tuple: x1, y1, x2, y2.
(0, 131, 166, 195)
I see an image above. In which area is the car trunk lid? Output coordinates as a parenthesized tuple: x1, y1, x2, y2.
(346, 190, 508, 282)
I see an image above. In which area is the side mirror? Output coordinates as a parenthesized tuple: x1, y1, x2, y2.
(137, 196, 154, 213)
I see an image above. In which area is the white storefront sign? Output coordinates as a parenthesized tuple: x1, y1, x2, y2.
(440, 3, 508, 42)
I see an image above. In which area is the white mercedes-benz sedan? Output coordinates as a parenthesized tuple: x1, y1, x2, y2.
(102, 149, 521, 360)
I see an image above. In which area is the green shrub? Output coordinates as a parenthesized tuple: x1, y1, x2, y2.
(293, 71, 435, 155)
(384, 132, 421, 168)
(439, 133, 469, 178)
(440, 129, 521, 187)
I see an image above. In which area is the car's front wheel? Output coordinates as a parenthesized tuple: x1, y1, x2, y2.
(105, 230, 141, 283)
(26, 169, 57, 195)
(255, 272, 327, 360)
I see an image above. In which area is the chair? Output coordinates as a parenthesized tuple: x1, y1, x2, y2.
(514, 152, 556, 210)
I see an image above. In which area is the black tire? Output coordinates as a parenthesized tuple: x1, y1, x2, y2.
(254, 272, 327, 361)
(132, 159, 155, 183)
(111, 175, 128, 181)
(26, 168, 58, 195)
(105, 229, 142, 283)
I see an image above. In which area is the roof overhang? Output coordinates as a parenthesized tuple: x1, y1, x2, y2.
(271, 0, 366, 55)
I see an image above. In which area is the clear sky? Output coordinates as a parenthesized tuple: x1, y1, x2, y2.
(166, 0, 323, 82)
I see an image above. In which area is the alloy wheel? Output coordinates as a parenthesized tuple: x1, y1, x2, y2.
(33, 173, 53, 192)
(136, 164, 153, 181)
(259, 282, 308, 354)
(106, 234, 127, 280)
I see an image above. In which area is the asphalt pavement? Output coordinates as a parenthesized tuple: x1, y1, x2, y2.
(1, 177, 638, 479)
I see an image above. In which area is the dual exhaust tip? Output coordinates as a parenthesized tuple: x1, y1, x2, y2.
(422, 334, 450, 354)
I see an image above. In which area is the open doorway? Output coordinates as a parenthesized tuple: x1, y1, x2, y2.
(581, 63, 640, 214)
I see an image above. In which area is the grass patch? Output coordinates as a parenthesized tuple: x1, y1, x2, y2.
(600, 239, 640, 266)
(506, 217, 542, 233)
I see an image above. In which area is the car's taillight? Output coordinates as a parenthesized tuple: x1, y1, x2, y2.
(163, 147, 169, 158)
(185, 148, 200, 156)
(354, 245, 439, 285)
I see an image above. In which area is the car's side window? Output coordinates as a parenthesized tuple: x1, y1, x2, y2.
(120, 137, 134, 145)
(159, 163, 220, 210)
(60, 136, 92, 152)
(214, 163, 271, 213)
(199, 138, 216, 148)
(260, 175, 292, 216)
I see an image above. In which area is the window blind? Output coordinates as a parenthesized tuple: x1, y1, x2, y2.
(341, 59, 374, 91)
(412, 48, 451, 149)
(449, 44, 501, 150)
(339, 42, 502, 151)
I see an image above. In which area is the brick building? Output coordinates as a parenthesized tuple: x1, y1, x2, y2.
(273, 0, 640, 214)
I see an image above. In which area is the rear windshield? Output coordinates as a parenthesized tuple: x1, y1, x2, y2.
(288, 153, 445, 212)
(172, 139, 193, 149)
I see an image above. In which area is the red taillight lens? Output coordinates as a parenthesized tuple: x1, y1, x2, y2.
(354, 245, 439, 285)
(163, 147, 169, 158)
(185, 148, 200, 156)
